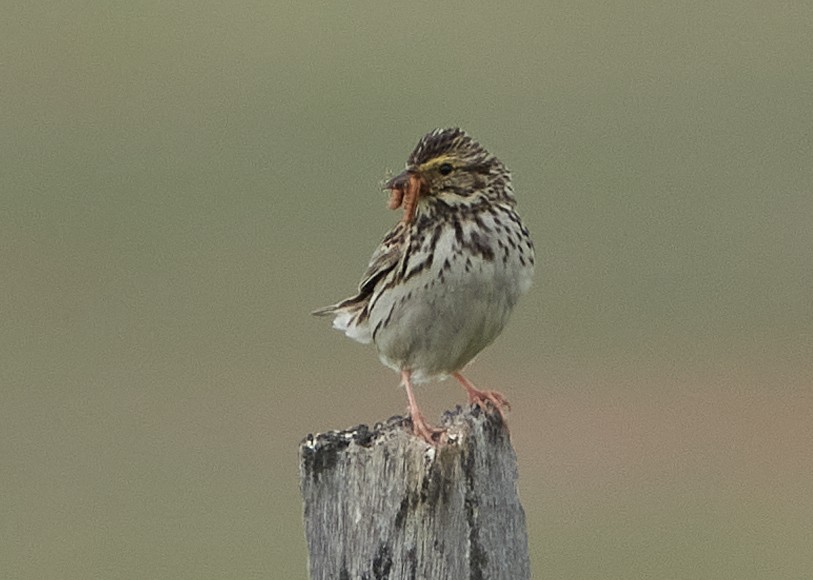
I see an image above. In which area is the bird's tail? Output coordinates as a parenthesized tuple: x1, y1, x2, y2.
(311, 304, 338, 317)
(311, 300, 372, 344)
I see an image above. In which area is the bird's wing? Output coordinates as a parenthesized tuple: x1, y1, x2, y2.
(312, 222, 407, 316)
(357, 221, 408, 296)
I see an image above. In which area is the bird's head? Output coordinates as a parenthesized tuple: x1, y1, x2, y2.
(384, 128, 513, 223)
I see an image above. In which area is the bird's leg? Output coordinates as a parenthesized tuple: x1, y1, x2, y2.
(401, 370, 444, 444)
(452, 372, 511, 422)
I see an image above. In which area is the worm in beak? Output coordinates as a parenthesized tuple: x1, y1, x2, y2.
(385, 171, 423, 224)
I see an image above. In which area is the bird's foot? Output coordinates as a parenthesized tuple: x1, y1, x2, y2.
(407, 410, 446, 445)
(452, 372, 511, 423)
(469, 389, 511, 415)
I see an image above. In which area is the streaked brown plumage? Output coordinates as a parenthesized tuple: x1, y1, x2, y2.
(314, 128, 534, 444)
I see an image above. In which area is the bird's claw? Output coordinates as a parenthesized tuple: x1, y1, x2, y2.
(407, 411, 446, 445)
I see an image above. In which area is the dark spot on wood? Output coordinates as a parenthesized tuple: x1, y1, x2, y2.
(372, 542, 393, 579)
(416, 452, 456, 508)
(482, 411, 506, 447)
(418, 467, 431, 503)
(355, 425, 375, 447)
(463, 447, 488, 579)
(406, 547, 417, 580)
(301, 433, 351, 483)
(394, 495, 410, 529)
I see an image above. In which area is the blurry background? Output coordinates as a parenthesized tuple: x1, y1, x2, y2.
(2, 2, 811, 578)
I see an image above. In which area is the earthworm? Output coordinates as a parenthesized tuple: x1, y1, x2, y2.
(387, 173, 422, 223)
(400, 173, 420, 223)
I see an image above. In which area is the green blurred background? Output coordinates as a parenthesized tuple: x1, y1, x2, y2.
(2, 2, 811, 578)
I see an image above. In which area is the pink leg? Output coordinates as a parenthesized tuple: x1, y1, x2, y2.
(401, 370, 444, 444)
(452, 372, 511, 422)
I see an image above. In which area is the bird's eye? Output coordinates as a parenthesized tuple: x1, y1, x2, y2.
(439, 163, 453, 176)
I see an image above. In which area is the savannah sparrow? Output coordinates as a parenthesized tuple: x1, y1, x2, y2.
(313, 128, 534, 443)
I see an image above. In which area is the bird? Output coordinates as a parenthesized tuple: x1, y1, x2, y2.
(313, 128, 534, 444)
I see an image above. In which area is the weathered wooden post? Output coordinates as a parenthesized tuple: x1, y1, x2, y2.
(299, 406, 530, 579)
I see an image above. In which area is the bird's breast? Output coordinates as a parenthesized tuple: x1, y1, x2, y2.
(367, 208, 533, 379)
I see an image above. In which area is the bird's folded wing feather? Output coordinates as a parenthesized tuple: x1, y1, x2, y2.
(312, 222, 407, 316)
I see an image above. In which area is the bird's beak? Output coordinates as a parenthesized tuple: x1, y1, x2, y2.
(384, 169, 411, 191)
